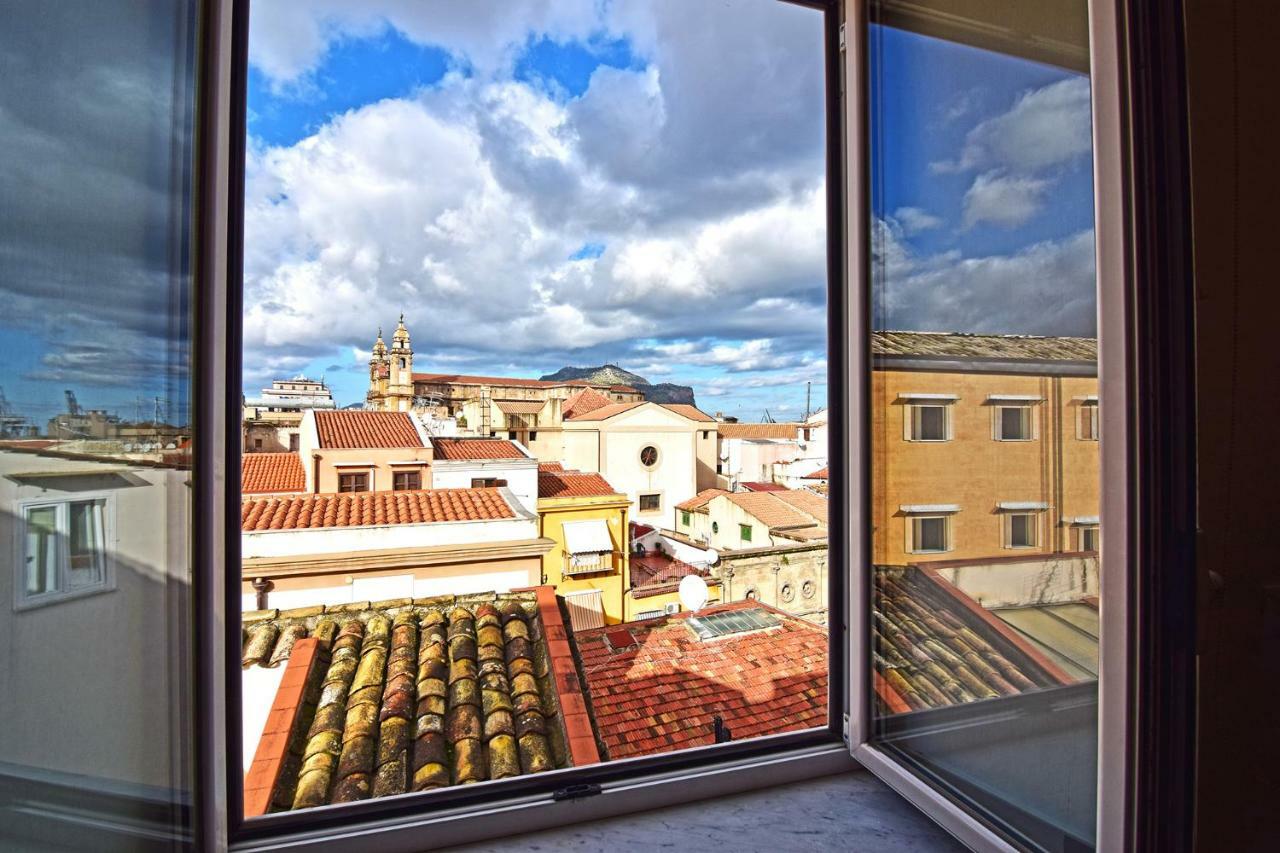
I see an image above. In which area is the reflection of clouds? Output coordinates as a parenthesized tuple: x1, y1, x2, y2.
(0, 2, 195, 408)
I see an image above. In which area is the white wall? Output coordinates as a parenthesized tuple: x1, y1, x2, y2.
(431, 459, 538, 514)
(242, 510, 539, 560)
(241, 563, 534, 613)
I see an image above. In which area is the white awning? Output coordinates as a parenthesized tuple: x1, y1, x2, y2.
(900, 504, 961, 514)
(997, 501, 1049, 511)
(896, 393, 959, 402)
(1070, 515, 1101, 525)
(1075, 394, 1099, 402)
(986, 394, 1044, 402)
(562, 519, 614, 554)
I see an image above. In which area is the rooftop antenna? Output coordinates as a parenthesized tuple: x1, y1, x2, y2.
(761, 408, 775, 423)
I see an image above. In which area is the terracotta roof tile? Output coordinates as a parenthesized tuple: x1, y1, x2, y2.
(242, 452, 306, 495)
(565, 402, 644, 421)
(314, 410, 423, 449)
(241, 489, 513, 532)
(430, 438, 528, 460)
(538, 469, 621, 499)
(494, 400, 545, 415)
(740, 481, 787, 492)
(803, 467, 829, 479)
(716, 423, 801, 439)
(630, 553, 712, 597)
(675, 488, 730, 513)
(562, 387, 612, 419)
(240, 591, 595, 812)
(872, 330, 1097, 362)
(873, 567, 1074, 713)
(723, 492, 818, 529)
(575, 602, 827, 759)
(660, 404, 716, 422)
(538, 462, 564, 472)
(771, 490, 829, 524)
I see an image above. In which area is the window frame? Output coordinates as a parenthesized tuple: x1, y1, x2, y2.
(1003, 511, 1040, 550)
(13, 493, 116, 611)
(907, 514, 950, 555)
(905, 402, 951, 442)
(638, 492, 663, 513)
(337, 471, 370, 493)
(208, 1, 853, 849)
(993, 404, 1035, 441)
(392, 470, 421, 491)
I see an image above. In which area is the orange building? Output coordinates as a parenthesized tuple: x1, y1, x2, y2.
(871, 332, 1099, 565)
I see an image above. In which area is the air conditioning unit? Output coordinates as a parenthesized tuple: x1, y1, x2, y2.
(664, 602, 680, 615)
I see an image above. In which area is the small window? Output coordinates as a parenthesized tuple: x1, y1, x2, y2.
(529, 431, 537, 441)
(1080, 525, 1100, 552)
(740, 524, 753, 542)
(393, 471, 421, 491)
(681, 510, 691, 526)
(470, 477, 504, 489)
(639, 493, 661, 512)
(20, 498, 111, 606)
(910, 515, 950, 554)
(639, 445, 659, 467)
(398, 357, 406, 369)
(701, 430, 709, 439)
(908, 404, 949, 441)
(338, 472, 369, 493)
(288, 433, 299, 451)
(1079, 400, 1100, 440)
(996, 406, 1034, 441)
(1006, 513, 1038, 548)
(253, 438, 263, 449)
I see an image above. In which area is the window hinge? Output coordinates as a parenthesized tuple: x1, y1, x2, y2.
(839, 23, 846, 53)
(553, 783, 602, 802)
(842, 713, 851, 745)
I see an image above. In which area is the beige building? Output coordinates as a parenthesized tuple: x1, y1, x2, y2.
(870, 332, 1099, 565)
(243, 375, 335, 453)
(296, 409, 434, 494)
(674, 488, 827, 551)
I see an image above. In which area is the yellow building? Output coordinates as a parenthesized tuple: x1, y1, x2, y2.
(871, 331, 1099, 565)
(536, 464, 632, 629)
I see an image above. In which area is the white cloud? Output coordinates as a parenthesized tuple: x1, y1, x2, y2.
(961, 172, 1051, 229)
(892, 206, 942, 235)
(941, 77, 1092, 175)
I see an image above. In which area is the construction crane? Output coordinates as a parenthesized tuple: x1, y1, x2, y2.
(64, 389, 80, 417)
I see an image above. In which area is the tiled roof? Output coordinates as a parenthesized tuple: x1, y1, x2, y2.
(538, 469, 621, 499)
(430, 438, 528, 460)
(242, 452, 306, 495)
(538, 462, 564, 472)
(661, 404, 716, 423)
(872, 331, 1097, 362)
(562, 387, 612, 419)
(716, 423, 801, 439)
(241, 489, 514, 532)
(772, 489, 829, 524)
(494, 400, 545, 415)
(873, 567, 1074, 713)
(675, 488, 730, 513)
(576, 602, 827, 760)
(565, 402, 644, 421)
(724, 491, 820, 530)
(241, 590, 599, 814)
(740, 481, 787, 492)
(803, 467, 829, 479)
(630, 553, 712, 597)
(314, 410, 424, 449)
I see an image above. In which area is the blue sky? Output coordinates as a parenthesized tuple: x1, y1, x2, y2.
(0, 2, 1097, 428)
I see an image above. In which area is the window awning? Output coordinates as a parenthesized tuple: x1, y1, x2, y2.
(495, 400, 544, 415)
(562, 519, 614, 554)
(986, 394, 1044, 403)
(897, 393, 959, 402)
(1075, 395, 1100, 403)
(1070, 515, 1101, 525)
(900, 504, 961, 514)
(997, 501, 1049, 511)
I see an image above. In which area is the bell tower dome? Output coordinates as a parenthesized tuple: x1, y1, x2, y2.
(388, 314, 415, 411)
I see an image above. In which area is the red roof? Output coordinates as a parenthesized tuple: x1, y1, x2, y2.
(576, 602, 828, 760)
(538, 462, 564, 472)
(630, 552, 712, 597)
(675, 488, 730, 512)
(313, 410, 423, 449)
(241, 452, 305, 495)
(562, 387, 612, 419)
(740, 481, 787, 492)
(803, 467, 829, 479)
(430, 438, 528, 460)
(565, 401, 644, 421)
(630, 522, 655, 539)
(661, 404, 716, 423)
(538, 469, 621, 499)
(241, 488, 513, 531)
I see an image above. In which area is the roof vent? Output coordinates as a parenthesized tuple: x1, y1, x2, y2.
(605, 628, 637, 652)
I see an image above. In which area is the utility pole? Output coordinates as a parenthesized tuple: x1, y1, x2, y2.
(804, 381, 811, 421)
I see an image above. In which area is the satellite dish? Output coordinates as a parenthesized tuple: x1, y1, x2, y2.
(678, 574, 710, 612)
(705, 549, 719, 566)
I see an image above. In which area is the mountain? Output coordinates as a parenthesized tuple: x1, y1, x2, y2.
(539, 364, 697, 406)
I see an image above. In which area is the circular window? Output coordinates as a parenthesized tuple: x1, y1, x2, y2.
(639, 445, 659, 467)
(745, 587, 759, 601)
(780, 583, 795, 603)
(801, 579, 816, 600)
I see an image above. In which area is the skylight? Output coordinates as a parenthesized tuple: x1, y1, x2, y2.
(687, 609, 782, 641)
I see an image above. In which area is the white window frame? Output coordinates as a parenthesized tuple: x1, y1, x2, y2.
(1003, 511, 1040, 549)
(992, 404, 1036, 441)
(14, 493, 116, 611)
(1078, 524, 1101, 552)
(1079, 399, 1101, 440)
(904, 403, 952, 442)
(907, 514, 951, 554)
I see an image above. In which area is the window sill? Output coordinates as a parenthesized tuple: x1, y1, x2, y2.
(13, 583, 115, 613)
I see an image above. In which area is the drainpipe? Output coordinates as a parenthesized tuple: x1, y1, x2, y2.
(252, 577, 274, 611)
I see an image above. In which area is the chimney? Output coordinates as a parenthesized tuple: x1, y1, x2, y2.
(713, 715, 732, 744)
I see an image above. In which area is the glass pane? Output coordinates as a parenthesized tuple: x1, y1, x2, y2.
(23, 506, 58, 596)
(239, 0, 830, 818)
(918, 406, 945, 440)
(868, 2, 1101, 848)
(0, 0, 199, 848)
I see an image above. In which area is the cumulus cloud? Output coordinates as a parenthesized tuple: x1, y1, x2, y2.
(892, 206, 943, 235)
(961, 172, 1051, 229)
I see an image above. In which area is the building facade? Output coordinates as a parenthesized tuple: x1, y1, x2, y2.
(243, 376, 335, 453)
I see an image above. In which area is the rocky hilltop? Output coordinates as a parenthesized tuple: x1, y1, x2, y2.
(539, 364, 697, 406)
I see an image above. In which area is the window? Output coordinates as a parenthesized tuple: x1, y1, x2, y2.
(470, 477, 505, 488)
(908, 404, 949, 441)
(1079, 400, 1100, 440)
(682, 510, 692, 526)
(909, 515, 950, 554)
(19, 498, 111, 606)
(529, 430, 537, 441)
(996, 405, 1034, 441)
(338, 472, 369, 493)
(289, 433, 299, 451)
(1080, 525, 1100, 552)
(1005, 513, 1038, 549)
(508, 430, 517, 440)
(392, 470, 421, 491)
(639, 493, 661, 513)
(701, 430, 710, 439)
(740, 523, 753, 542)
(639, 445, 659, 467)
(253, 438, 262, 449)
